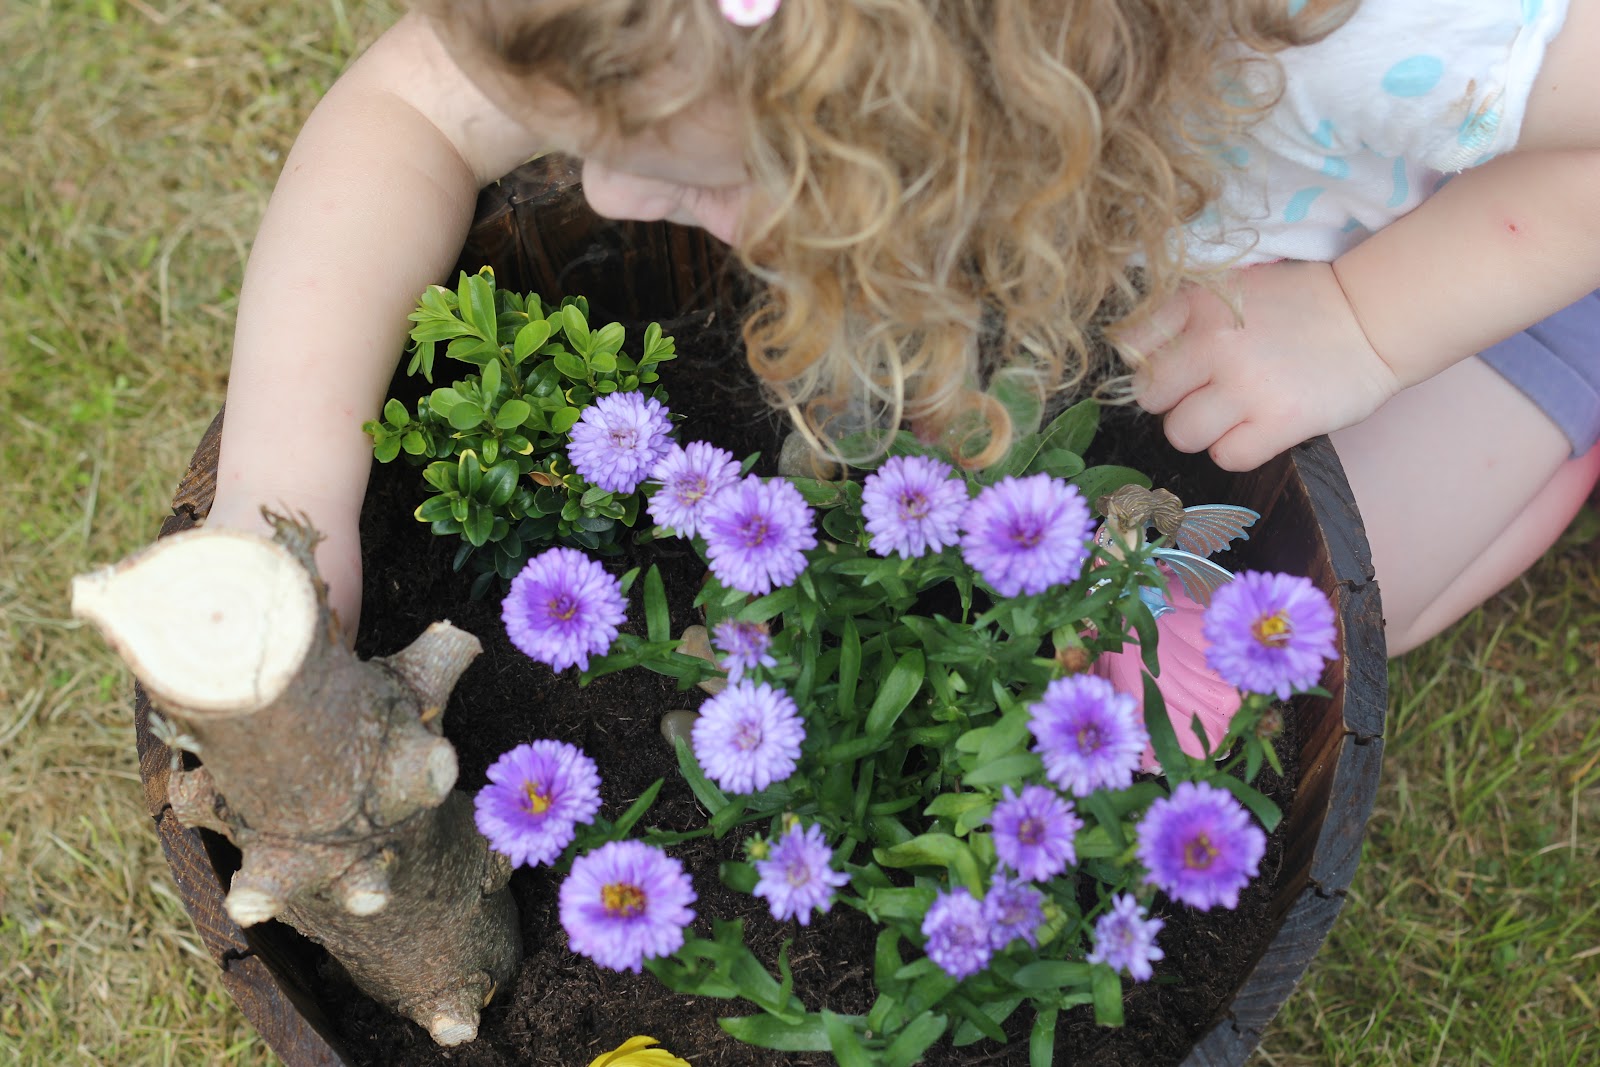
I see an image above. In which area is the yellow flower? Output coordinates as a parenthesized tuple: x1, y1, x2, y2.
(588, 1036, 691, 1067)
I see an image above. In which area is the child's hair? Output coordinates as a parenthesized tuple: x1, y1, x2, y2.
(420, 0, 1355, 465)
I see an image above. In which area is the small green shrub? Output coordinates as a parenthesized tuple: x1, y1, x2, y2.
(364, 267, 676, 595)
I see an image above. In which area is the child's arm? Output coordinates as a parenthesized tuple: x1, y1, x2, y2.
(205, 13, 543, 633)
(1126, 149, 1600, 471)
(1125, 0, 1600, 473)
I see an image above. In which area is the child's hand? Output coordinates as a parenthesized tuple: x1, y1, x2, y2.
(1119, 261, 1402, 471)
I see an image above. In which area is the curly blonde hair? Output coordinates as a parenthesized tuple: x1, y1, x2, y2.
(420, 0, 1355, 465)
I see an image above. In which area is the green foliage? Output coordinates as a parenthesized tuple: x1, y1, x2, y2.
(363, 268, 677, 593)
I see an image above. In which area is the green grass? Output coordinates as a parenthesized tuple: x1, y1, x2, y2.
(2, 2, 1596, 1065)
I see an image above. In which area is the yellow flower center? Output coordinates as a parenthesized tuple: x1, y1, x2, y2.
(1183, 833, 1218, 871)
(549, 594, 579, 621)
(602, 882, 648, 918)
(523, 781, 553, 815)
(1251, 610, 1292, 647)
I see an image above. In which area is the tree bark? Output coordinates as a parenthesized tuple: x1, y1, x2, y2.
(72, 515, 520, 1046)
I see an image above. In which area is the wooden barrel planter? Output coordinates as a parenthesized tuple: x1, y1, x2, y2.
(134, 156, 1386, 1066)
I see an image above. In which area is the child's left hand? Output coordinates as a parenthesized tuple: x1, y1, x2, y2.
(1119, 261, 1402, 471)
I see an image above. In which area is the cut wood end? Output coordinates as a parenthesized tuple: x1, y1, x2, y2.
(427, 1016, 479, 1046)
(71, 529, 317, 716)
(343, 889, 390, 916)
(225, 886, 282, 927)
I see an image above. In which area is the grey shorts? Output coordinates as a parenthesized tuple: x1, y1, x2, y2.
(1479, 289, 1600, 457)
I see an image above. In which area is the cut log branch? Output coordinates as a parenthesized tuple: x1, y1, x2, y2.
(72, 516, 520, 1046)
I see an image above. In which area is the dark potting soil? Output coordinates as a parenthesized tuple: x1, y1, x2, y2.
(325, 310, 1302, 1067)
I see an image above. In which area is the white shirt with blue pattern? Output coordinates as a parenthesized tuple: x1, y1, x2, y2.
(1187, 0, 1571, 267)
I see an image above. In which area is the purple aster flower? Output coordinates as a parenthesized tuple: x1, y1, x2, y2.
(983, 876, 1046, 950)
(713, 619, 778, 683)
(1027, 674, 1148, 797)
(959, 474, 1095, 597)
(503, 547, 626, 672)
(752, 821, 850, 925)
(648, 441, 742, 538)
(567, 391, 674, 494)
(691, 680, 806, 794)
(861, 454, 970, 559)
(473, 740, 603, 868)
(1086, 894, 1165, 981)
(1135, 780, 1266, 911)
(921, 887, 992, 980)
(559, 840, 697, 973)
(1203, 570, 1339, 699)
(990, 784, 1084, 882)
(700, 475, 818, 595)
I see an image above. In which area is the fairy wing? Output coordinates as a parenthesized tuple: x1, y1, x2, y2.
(1153, 548, 1236, 607)
(1174, 504, 1260, 558)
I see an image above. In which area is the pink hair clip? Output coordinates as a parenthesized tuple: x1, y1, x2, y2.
(720, 0, 780, 27)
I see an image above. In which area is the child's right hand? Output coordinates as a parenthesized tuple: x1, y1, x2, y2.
(1119, 261, 1402, 473)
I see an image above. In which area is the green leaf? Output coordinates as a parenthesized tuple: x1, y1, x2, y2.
(457, 451, 483, 498)
(480, 461, 518, 507)
(494, 398, 531, 430)
(561, 302, 592, 350)
(553, 351, 588, 381)
(673, 736, 730, 816)
(1038, 398, 1100, 457)
(428, 386, 464, 416)
(992, 366, 1046, 438)
(382, 398, 411, 426)
(373, 435, 400, 463)
(401, 430, 428, 456)
(823, 1012, 872, 1067)
(720, 861, 759, 894)
(448, 401, 486, 431)
(463, 504, 493, 547)
(1210, 774, 1284, 832)
(718, 1014, 831, 1052)
(961, 752, 1044, 787)
(415, 495, 455, 524)
(480, 357, 503, 400)
(864, 649, 925, 737)
(1090, 963, 1125, 1027)
(1071, 464, 1152, 507)
(551, 406, 582, 433)
(1030, 1007, 1058, 1067)
(1011, 961, 1091, 990)
(459, 269, 497, 340)
(1141, 671, 1189, 780)
(445, 336, 500, 367)
(883, 1012, 948, 1067)
(512, 319, 551, 363)
(644, 565, 669, 643)
(611, 779, 663, 838)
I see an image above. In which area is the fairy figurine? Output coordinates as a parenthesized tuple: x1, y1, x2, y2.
(1089, 484, 1259, 771)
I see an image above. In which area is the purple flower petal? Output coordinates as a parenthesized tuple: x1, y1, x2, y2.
(921, 887, 992, 980)
(752, 822, 850, 926)
(691, 680, 806, 794)
(959, 474, 1094, 597)
(559, 840, 696, 972)
(983, 875, 1046, 950)
(648, 441, 742, 539)
(1027, 674, 1148, 797)
(700, 476, 817, 595)
(712, 619, 778, 684)
(1135, 780, 1266, 911)
(1086, 894, 1165, 981)
(473, 740, 602, 868)
(503, 547, 626, 672)
(567, 391, 674, 494)
(861, 454, 970, 559)
(990, 784, 1083, 882)
(1202, 570, 1339, 699)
